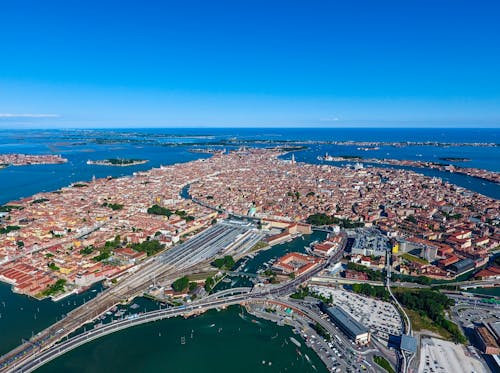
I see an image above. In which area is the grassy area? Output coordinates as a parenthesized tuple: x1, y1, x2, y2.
(40, 279, 67, 297)
(401, 253, 429, 265)
(373, 356, 396, 373)
(405, 308, 452, 340)
(187, 271, 217, 281)
(249, 241, 268, 252)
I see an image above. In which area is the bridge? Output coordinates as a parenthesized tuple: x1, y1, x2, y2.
(226, 271, 260, 278)
(5, 280, 378, 373)
(5, 294, 252, 373)
(0, 220, 261, 372)
(1, 237, 345, 373)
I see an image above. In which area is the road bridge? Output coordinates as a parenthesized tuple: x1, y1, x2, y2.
(5, 289, 381, 373)
(0, 231, 353, 373)
(0, 220, 259, 372)
(226, 271, 259, 278)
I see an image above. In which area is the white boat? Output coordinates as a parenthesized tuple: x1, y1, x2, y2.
(290, 337, 301, 347)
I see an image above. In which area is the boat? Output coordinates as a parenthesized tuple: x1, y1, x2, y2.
(290, 337, 301, 347)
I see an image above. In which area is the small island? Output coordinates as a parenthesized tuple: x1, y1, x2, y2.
(439, 157, 471, 162)
(86, 158, 148, 166)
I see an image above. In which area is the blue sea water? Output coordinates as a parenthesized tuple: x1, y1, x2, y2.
(0, 128, 498, 204)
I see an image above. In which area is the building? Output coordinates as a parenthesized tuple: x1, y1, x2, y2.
(475, 265, 500, 280)
(324, 306, 370, 345)
(400, 335, 418, 354)
(349, 230, 389, 257)
(312, 235, 343, 257)
(475, 326, 500, 355)
(265, 231, 291, 246)
(449, 258, 475, 275)
(272, 252, 322, 276)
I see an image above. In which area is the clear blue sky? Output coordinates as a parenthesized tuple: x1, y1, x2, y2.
(0, 0, 499, 128)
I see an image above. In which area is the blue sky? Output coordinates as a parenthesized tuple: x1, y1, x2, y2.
(0, 0, 499, 128)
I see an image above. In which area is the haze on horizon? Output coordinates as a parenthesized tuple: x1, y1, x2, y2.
(0, 0, 499, 129)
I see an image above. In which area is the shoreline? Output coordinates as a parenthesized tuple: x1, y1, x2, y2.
(318, 155, 500, 185)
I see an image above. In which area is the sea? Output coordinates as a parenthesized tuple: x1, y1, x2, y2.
(0, 127, 498, 372)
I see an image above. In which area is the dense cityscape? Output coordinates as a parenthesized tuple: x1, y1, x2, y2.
(0, 145, 498, 373)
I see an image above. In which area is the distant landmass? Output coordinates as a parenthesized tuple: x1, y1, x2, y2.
(439, 157, 471, 162)
(86, 158, 148, 166)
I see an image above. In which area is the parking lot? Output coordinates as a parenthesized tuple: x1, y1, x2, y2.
(311, 286, 403, 342)
(418, 337, 487, 373)
(454, 305, 500, 328)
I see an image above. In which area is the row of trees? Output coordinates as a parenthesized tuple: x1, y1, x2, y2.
(306, 213, 364, 228)
(351, 283, 390, 301)
(312, 322, 331, 341)
(0, 225, 20, 234)
(147, 204, 173, 216)
(0, 205, 23, 212)
(101, 202, 123, 211)
(147, 205, 195, 222)
(393, 289, 465, 343)
(130, 239, 164, 256)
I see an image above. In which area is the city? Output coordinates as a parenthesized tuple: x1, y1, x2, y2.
(0, 146, 498, 372)
(1, 1, 499, 372)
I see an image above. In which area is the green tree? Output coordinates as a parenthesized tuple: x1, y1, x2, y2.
(172, 276, 190, 292)
(212, 255, 235, 270)
(147, 204, 173, 217)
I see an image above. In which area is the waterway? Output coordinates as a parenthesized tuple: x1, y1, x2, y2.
(0, 234, 328, 372)
(282, 147, 500, 200)
(242, 231, 327, 274)
(38, 305, 327, 373)
(1, 128, 498, 205)
(0, 281, 104, 355)
(212, 231, 327, 292)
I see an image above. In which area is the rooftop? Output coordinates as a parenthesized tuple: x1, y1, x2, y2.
(326, 305, 369, 337)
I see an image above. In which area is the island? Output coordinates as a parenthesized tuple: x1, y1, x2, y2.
(0, 154, 68, 166)
(318, 154, 499, 184)
(86, 158, 148, 166)
(439, 157, 471, 162)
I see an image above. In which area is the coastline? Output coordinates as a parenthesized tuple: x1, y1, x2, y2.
(317, 155, 500, 185)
